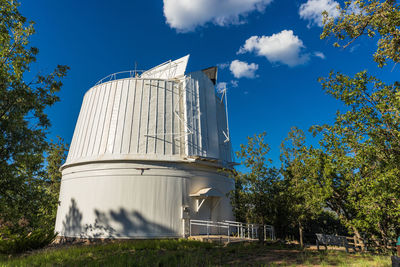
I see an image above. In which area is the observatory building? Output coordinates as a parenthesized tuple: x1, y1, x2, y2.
(55, 55, 235, 239)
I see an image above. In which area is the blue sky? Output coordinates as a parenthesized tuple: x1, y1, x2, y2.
(21, 0, 395, 166)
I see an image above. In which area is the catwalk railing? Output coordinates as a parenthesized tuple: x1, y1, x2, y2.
(189, 219, 275, 243)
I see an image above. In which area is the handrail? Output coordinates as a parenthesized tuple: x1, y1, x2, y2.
(189, 219, 275, 242)
(95, 70, 147, 86)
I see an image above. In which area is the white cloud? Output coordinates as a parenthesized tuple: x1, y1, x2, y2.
(217, 62, 229, 70)
(216, 80, 239, 92)
(314, 51, 326, 59)
(238, 30, 310, 67)
(348, 1, 362, 15)
(163, 0, 273, 32)
(230, 80, 239, 88)
(216, 82, 227, 93)
(229, 60, 258, 79)
(299, 0, 340, 27)
(349, 44, 360, 53)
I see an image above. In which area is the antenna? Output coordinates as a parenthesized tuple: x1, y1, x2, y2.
(134, 61, 138, 77)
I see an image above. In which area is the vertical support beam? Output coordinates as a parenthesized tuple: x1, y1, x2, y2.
(264, 225, 266, 241)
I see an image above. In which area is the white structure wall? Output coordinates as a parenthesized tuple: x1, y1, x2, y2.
(56, 60, 235, 239)
(55, 162, 233, 238)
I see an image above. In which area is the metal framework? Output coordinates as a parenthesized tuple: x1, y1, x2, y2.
(143, 82, 193, 140)
(95, 70, 146, 86)
(189, 219, 276, 242)
(218, 85, 230, 144)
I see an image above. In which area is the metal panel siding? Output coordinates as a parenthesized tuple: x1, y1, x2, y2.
(184, 71, 231, 160)
(88, 84, 106, 156)
(216, 99, 231, 162)
(114, 80, 128, 154)
(66, 78, 187, 165)
(165, 81, 173, 155)
(121, 80, 134, 154)
(74, 89, 94, 160)
(130, 79, 142, 154)
(82, 85, 101, 157)
(93, 84, 108, 155)
(139, 80, 150, 154)
(66, 91, 88, 163)
(156, 81, 165, 155)
(108, 80, 123, 154)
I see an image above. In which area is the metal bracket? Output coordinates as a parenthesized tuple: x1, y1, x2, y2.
(195, 198, 206, 212)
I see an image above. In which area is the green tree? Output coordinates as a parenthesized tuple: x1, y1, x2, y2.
(0, 0, 68, 252)
(311, 71, 400, 249)
(280, 127, 323, 247)
(44, 137, 69, 221)
(235, 133, 282, 226)
(321, 0, 400, 67)
(314, 0, 400, 250)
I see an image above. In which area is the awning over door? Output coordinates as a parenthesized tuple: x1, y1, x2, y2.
(189, 188, 223, 212)
(189, 187, 224, 198)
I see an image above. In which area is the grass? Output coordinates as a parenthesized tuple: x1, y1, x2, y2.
(0, 239, 392, 266)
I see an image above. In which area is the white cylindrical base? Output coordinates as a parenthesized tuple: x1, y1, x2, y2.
(55, 161, 234, 239)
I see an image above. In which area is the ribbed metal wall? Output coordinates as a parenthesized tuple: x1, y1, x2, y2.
(184, 71, 232, 163)
(67, 73, 232, 166)
(66, 78, 182, 165)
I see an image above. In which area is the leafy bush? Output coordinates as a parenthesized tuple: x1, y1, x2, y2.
(0, 226, 57, 254)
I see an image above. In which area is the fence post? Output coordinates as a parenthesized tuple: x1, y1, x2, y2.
(228, 225, 230, 243)
(207, 221, 209, 238)
(189, 220, 191, 237)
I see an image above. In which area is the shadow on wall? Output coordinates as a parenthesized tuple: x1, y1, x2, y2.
(61, 198, 175, 238)
(62, 198, 83, 236)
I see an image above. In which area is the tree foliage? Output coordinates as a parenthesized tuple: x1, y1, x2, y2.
(308, 70, 400, 248)
(232, 1, 400, 250)
(0, 0, 68, 253)
(280, 127, 324, 247)
(234, 133, 282, 226)
(321, 0, 400, 67)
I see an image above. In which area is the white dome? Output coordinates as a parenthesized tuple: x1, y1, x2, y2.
(56, 56, 235, 239)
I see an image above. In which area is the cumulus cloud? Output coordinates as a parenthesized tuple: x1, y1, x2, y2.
(163, 0, 273, 32)
(238, 30, 310, 67)
(229, 60, 258, 79)
(299, 0, 340, 27)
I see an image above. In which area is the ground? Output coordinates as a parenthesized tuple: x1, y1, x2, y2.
(0, 239, 391, 266)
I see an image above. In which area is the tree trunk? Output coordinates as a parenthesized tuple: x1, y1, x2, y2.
(352, 227, 365, 252)
(299, 221, 304, 248)
(377, 221, 389, 250)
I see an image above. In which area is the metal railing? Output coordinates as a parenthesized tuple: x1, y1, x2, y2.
(189, 219, 275, 243)
(95, 70, 146, 86)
